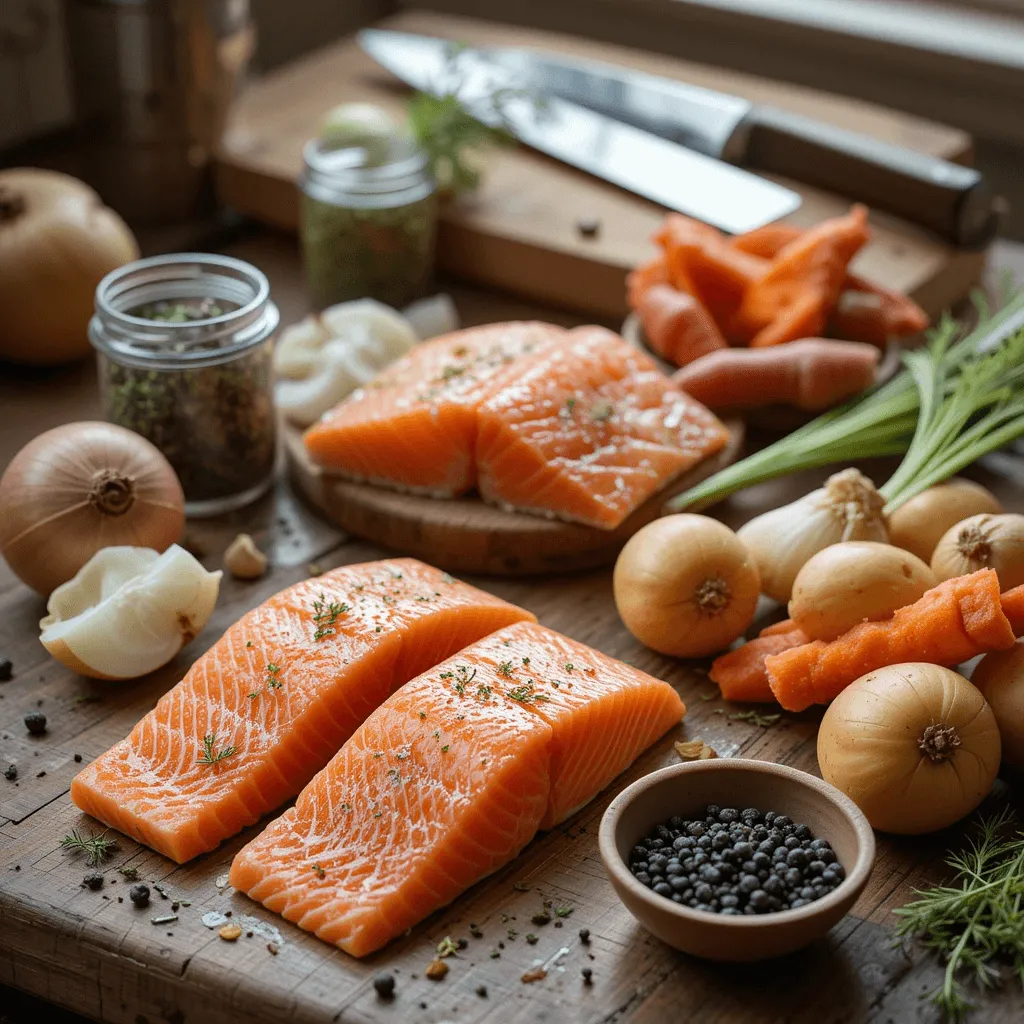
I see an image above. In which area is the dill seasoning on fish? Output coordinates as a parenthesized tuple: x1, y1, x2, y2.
(91, 254, 279, 516)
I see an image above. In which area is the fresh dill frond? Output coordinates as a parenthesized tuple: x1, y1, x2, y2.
(197, 733, 238, 765)
(60, 828, 117, 867)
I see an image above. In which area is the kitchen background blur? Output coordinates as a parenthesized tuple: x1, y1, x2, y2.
(3, 0, 1024, 236)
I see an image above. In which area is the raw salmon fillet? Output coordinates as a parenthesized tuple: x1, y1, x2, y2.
(303, 321, 728, 529)
(70, 559, 534, 863)
(303, 322, 565, 496)
(229, 622, 684, 956)
(476, 326, 730, 528)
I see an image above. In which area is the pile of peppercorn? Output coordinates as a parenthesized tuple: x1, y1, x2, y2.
(628, 805, 846, 915)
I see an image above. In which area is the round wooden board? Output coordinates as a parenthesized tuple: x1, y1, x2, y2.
(284, 417, 744, 576)
(621, 313, 903, 433)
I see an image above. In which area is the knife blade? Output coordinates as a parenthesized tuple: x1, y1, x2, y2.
(358, 29, 802, 235)
(505, 50, 999, 247)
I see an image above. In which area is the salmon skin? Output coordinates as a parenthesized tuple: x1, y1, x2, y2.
(304, 322, 728, 530)
(229, 621, 685, 956)
(70, 559, 534, 864)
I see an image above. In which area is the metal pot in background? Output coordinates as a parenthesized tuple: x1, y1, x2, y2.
(66, 0, 254, 222)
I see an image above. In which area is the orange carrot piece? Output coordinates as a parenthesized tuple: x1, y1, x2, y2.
(1002, 585, 1024, 636)
(627, 255, 670, 311)
(829, 274, 929, 345)
(636, 283, 727, 367)
(710, 623, 809, 703)
(766, 569, 1016, 711)
(731, 224, 802, 259)
(673, 338, 879, 412)
(737, 206, 871, 348)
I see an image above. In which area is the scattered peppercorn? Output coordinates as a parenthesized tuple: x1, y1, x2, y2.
(129, 884, 150, 908)
(579, 927, 591, 944)
(82, 872, 104, 891)
(73, 754, 83, 763)
(3, 765, 16, 781)
(476, 984, 488, 998)
(24, 711, 46, 736)
(627, 805, 845, 915)
(582, 967, 593, 984)
(526, 933, 538, 945)
(267, 942, 279, 955)
(0, 658, 13, 681)
(531, 910, 552, 926)
(372, 972, 396, 999)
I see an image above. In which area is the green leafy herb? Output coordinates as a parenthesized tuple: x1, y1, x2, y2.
(497, 661, 514, 678)
(670, 288, 1024, 512)
(312, 595, 348, 640)
(477, 684, 493, 700)
(441, 745, 450, 753)
(729, 710, 783, 728)
(894, 811, 1024, 1019)
(554, 905, 574, 918)
(507, 682, 549, 704)
(436, 935, 459, 958)
(60, 828, 117, 867)
(312, 863, 326, 880)
(197, 733, 237, 765)
(406, 41, 546, 195)
(118, 866, 140, 882)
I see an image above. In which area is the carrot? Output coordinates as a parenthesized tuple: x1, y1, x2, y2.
(636, 283, 727, 367)
(626, 255, 670, 310)
(731, 224, 802, 259)
(736, 206, 871, 348)
(766, 569, 1017, 711)
(1002, 585, 1024, 636)
(710, 621, 809, 703)
(657, 215, 765, 329)
(829, 274, 929, 345)
(673, 338, 879, 412)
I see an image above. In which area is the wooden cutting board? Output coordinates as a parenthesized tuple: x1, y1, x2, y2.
(283, 418, 744, 575)
(216, 10, 987, 320)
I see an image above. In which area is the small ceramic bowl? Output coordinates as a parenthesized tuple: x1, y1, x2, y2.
(599, 759, 875, 962)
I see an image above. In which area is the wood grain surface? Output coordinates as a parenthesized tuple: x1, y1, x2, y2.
(2, 231, 1024, 1024)
(282, 417, 744, 575)
(215, 10, 988, 321)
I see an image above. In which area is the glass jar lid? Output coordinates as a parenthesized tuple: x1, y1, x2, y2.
(90, 253, 280, 371)
(300, 137, 435, 208)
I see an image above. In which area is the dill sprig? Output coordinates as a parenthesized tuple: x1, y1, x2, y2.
(312, 595, 348, 641)
(407, 41, 546, 195)
(894, 811, 1024, 1019)
(197, 733, 237, 765)
(60, 828, 117, 866)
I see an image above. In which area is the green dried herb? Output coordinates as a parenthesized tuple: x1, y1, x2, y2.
(197, 733, 237, 765)
(60, 829, 117, 867)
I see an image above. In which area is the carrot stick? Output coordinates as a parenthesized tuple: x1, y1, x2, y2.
(829, 274, 929, 345)
(626, 255, 670, 311)
(1002, 585, 1024, 637)
(636, 283, 727, 367)
(766, 569, 1016, 711)
(674, 338, 880, 412)
(737, 206, 871, 348)
(710, 622, 809, 703)
(731, 224, 802, 259)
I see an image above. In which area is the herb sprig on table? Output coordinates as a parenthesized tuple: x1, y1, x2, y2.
(894, 811, 1024, 1019)
(60, 828, 117, 867)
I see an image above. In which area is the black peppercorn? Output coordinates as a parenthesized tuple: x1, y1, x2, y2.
(372, 972, 395, 999)
(0, 658, 13, 681)
(476, 984, 488, 998)
(579, 927, 590, 944)
(24, 711, 46, 736)
(82, 872, 104, 891)
(129, 884, 150, 908)
(581, 967, 593, 983)
(3, 764, 16, 781)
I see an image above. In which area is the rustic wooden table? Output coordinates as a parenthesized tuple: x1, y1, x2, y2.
(2, 229, 1024, 1024)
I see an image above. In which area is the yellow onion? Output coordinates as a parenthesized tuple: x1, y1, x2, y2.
(886, 478, 1002, 563)
(818, 663, 1000, 834)
(613, 514, 760, 658)
(931, 513, 1024, 591)
(789, 541, 936, 641)
(0, 168, 138, 365)
(0, 422, 185, 595)
(973, 643, 1024, 769)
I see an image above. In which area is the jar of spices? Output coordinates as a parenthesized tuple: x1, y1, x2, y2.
(299, 137, 438, 310)
(90, 253, 279, 516)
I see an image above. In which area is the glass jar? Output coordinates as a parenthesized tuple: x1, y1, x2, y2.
(299, 138, 438, 310)
(90, 253, 280, 517)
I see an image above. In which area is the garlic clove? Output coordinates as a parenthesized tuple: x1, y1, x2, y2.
(403, 293, 460, 340)
(319, 299, 418, 361)
(39, 545, 221, 680)
(274, 316, 331, 380)
(224, 533, 268, 580)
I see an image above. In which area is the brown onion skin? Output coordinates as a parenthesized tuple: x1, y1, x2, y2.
(972, 644, 1024, 769)
(0, 422, 185, 595)
(0, 168, 138, 366)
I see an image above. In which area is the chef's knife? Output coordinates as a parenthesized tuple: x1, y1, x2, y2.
(358, 29, 801, 235)
(507, 50, 999, 247)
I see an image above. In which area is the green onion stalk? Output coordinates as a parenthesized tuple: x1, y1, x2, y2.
(669, 288, 1024, 514)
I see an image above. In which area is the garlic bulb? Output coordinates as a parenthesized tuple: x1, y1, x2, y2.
(40, 545, 221, 680)
(737, 468, 888, 603)
(274, 299, 419, 426)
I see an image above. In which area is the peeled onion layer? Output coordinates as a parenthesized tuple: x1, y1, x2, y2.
(40, 545, 221, 680)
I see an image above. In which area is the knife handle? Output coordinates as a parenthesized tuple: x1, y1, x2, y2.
(736, 107, 999, 247)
